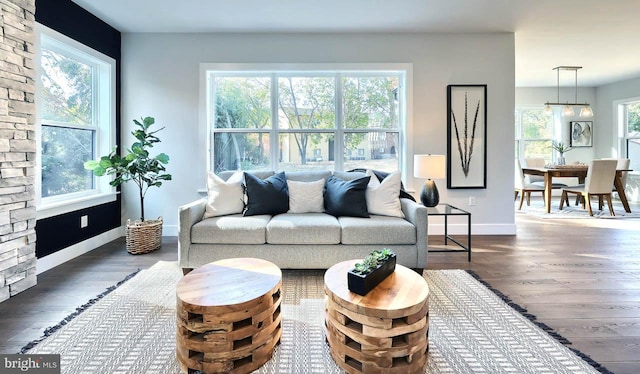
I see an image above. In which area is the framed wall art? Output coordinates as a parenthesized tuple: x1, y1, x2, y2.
(569, 121, 592, 147)
(447, 84, 487, 189)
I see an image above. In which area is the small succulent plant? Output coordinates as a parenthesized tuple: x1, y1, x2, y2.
(352, 248, 395, 275)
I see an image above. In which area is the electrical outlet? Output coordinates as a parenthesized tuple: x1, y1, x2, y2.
(468, 197, 476, 206)
(81, 215, 88, 228)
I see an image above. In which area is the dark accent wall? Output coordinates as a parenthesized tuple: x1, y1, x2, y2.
(35, 0, 122, 258)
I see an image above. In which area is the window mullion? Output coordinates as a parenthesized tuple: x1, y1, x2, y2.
(271, 73, 279, 171)
(335, 73, 344, 170)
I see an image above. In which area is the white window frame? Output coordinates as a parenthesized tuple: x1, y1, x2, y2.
(514, 107, 555, 162)
(200, 63, 413, 179)
(615, 97, 640, 172)
(35, 24, 117, 219)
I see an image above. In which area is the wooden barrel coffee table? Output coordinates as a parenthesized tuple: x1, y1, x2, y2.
(324, 260, 429, 374)
(176, 258, 282, 374)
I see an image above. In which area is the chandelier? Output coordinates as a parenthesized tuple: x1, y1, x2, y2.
(544, 66, 593, 117)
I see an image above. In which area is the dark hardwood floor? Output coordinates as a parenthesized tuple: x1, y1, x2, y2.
(1, 203, 639, 373)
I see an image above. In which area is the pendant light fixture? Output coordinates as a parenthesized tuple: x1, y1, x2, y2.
(544, 66, 593, 118)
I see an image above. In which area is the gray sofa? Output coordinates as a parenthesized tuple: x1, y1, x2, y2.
(178, 170, 428, 271)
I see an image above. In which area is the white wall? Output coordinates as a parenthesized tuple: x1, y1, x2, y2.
(595, 76, 640, 157)
(121, 32, 516, 235)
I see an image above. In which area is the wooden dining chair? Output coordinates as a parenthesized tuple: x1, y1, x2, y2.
(515, 159, 545, 210)
(577, 158, 633, 206)
(524, 157, 567, 188)
(605, 158, 631, 194)
(523, 157, 546, 184)
(559, 159, 618, 216)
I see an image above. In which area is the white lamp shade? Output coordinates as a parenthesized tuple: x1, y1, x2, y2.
(562, 105, 575, 117)
(414, 154, 446, 179)
(580, 105, 593, 117)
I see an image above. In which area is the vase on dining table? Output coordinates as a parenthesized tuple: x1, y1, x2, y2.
(557, 156, 566, 165)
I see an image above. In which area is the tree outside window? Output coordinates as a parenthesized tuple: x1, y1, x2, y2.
(210, 71, 403, 173)
(626, 102, 640, 171)
(515, 108, 553, 163)
(40, 45, 95, 197)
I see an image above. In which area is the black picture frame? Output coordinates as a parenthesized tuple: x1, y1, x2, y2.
(569, 121, 593, 147)
(447, 84, 487, 189)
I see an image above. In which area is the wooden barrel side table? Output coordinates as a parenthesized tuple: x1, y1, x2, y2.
(176, 258, 282, 374)
(324, 260, 429, 374)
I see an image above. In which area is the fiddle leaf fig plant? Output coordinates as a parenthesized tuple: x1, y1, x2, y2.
(84, 116, 172, 222)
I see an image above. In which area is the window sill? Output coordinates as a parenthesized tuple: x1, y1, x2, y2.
(37, 192, 119, 220)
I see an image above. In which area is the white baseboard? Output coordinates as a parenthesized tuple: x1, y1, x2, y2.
(37, 227, 124, 275)
(428, 223, 516, 236)
(163, 224, 178, 237)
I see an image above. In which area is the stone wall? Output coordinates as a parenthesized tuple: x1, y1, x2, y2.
(0, 0, 37, 302)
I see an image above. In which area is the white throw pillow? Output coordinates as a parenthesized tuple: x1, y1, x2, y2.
(203, 171, 245, 218)
(287, 178, 325, 213)
(365, 170, 405, 218)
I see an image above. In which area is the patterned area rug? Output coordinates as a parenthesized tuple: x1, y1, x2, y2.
(22, 261, 602, 373)
(516, 201, 640, 219)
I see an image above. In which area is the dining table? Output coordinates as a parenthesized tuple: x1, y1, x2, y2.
(521, 166, 633, 214)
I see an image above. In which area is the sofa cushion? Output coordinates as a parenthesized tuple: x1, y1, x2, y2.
(266, 213, 341, 244)
(349, 168, 416, 202)
(203, 171, 245, 218)
(287, 178, 325, 213)
(192, 214, 271, 244)
(339, 215, 416, 245)
(324, 175, 370, 218)
(244, 172, 289, 216)
(365, 170, 404, 218)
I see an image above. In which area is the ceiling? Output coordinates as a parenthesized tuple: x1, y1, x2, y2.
(70, 0, 640, 88)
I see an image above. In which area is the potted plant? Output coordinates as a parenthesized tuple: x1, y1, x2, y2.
(348, 248, 397, 296)
(84, 116, 172, 254)
(551, 141, 573, 165)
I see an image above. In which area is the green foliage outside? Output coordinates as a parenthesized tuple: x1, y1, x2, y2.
(40, 48, 94, 197)
(213, 75, 399, 172)
(517, 109, 553, 160)
(629, 102, 640, 136)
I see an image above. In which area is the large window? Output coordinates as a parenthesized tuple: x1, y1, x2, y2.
(623, 101, 640, 171)
(36, 25, 115, 216)
(515, 108, 554, 162)
(208, 69, 404, 173)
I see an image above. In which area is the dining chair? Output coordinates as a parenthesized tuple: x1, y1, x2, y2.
(559, 159, 618, 216)
(515, 159, 545, 210)
(524, 157, 567, 188)
(523, 158, 545, 184)
(603, 158, 631, 193)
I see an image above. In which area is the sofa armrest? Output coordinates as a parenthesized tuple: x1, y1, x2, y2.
(400, 198, 428, 268)
(178, 198, 207, 268)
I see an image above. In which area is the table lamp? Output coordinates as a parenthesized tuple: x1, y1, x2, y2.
(413, 154, 446, 207)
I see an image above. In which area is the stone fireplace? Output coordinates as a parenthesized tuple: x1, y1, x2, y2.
(0, 0, 37, 302)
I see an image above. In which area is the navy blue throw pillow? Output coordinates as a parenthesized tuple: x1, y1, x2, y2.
(244, 172, 289, 216)
(324, 175, 370, 218)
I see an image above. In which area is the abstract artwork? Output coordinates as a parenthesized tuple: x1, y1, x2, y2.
(447, 85, 487, 189)
(570, 121, 593, 147)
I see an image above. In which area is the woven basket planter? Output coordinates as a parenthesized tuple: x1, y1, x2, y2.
(126, 217, 163, 255)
